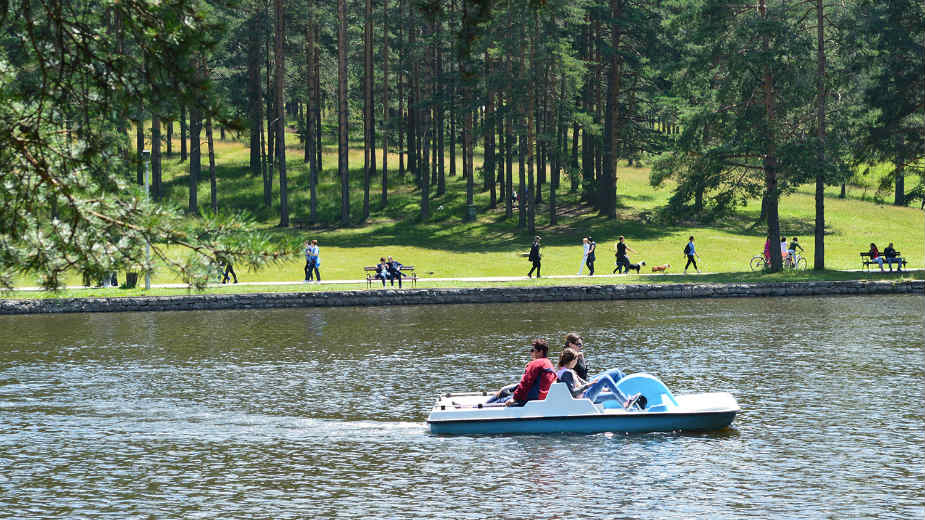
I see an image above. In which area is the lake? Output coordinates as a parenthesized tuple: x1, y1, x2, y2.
(1, 295, 922, 519)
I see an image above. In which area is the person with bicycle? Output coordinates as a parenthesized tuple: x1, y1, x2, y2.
(787, 237, 804, 267)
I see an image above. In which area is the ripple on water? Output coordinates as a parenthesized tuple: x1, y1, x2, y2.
(0, 296, 922, 519)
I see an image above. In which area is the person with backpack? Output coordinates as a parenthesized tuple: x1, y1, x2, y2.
(683, 236, 700, 274)
(527, 236, 542, 278)
(585, 237, 597, 276)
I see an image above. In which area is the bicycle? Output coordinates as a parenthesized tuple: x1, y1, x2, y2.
(749, 253, 806, 271)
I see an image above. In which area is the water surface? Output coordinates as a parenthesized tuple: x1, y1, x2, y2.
(1, 296, 922, 518)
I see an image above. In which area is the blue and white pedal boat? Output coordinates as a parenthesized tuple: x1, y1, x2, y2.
(427, 373, 740, 435)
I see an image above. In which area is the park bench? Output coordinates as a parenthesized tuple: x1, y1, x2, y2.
(363, 265, 417, 288)
(860, 251, 906, 271)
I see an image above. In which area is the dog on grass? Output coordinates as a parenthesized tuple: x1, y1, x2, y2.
(623, 261, 646, 274)
(651, 263, 671, 273)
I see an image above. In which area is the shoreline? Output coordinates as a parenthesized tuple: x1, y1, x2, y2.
(1, 279, 921, 315)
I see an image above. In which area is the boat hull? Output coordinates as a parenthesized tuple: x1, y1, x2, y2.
(428, 410, 737, 435)
(426, 377, 740, 435)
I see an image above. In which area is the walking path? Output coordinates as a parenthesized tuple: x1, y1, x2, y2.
(10, 269, 919, 292)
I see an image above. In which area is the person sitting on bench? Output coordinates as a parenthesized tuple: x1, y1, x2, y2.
(375, 257, 390, 286)
(883, 242, 903, 272)
(386, 256, 404, 288)
(868, 243, 885, 271)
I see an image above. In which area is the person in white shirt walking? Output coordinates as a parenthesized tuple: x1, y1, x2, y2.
(577, 237, 590, 275)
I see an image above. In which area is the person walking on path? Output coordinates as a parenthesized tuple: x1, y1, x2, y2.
(683, 236, 700, 274)
(613, 235, 638, 274)
(577, 237, 591, 275)
(527, 236, 542, 278)
(221, 262, 238, 284)
(586, 237, 597, 276)
(304, 240, 321, 283)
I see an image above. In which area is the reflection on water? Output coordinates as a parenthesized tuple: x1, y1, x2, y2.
(0, 296, 923, 519)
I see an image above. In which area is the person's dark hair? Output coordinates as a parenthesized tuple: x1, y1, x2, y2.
(870, 243, 876, 249)
(564, 332, 581, 347)
(380, 257, 386, 262)
(531, 338, 549, 357)
(793, 237, 798, 242)
(558, 347, 578, 368)
(619, 235, 625, 241)
(688, 236, 694, 241)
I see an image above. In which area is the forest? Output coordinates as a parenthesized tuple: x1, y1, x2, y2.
(0, 0, 922, 287)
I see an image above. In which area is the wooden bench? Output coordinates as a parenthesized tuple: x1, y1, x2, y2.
(860, 252, 907, 271)
(363, 265, 417, 288)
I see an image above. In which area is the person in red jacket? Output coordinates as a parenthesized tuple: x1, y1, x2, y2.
(506, 339, 557, 407)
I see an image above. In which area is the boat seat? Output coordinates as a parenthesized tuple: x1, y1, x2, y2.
(600, 373, 679, 411)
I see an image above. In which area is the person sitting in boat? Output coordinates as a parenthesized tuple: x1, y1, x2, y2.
(564, 333, 588, 381)
(556, 348, 629, 405)
(488, 339, 557, 407)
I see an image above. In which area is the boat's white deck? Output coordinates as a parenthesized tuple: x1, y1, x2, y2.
(428, 383, 739, 423)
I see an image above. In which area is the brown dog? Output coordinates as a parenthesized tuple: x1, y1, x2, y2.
(651, 263, 671, 273)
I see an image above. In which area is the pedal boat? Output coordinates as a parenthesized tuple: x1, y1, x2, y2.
(427, 373, 740, 435)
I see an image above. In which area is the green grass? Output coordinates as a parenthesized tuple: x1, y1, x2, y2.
(9, 121, 924, 293)
(6, 269, 922, 300)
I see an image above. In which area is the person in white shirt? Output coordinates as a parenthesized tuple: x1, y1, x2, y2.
(577, 237, 590, 275)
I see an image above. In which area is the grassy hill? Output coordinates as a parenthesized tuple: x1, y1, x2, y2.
(17, 123, 924, 288)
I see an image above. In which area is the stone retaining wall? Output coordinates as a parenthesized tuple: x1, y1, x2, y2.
(1, 280, 921, 315)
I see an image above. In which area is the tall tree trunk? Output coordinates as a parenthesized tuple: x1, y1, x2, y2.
(248, 12, 263, 178)
(814, 0, 826, 270)
(436, 22, 445, 197)
(275, 0, 289, 227)
(135, 119, 144, 184)
(363, 0, 373, 220)
(180, 106, 188, 161)
(570, 122, 579, 192)
(338, 0, 350, 226)
(536, 58, 547, 203)
(419, 8, 430, 220)
(408, 10, 418, 187)
(761, 0, 781, 272)
(894, 138, 905, 206)
(306, 7, 319, 222)
(485, 53, 496, 209)
(526, 9, 537, 234)
(497, 96, 505, 203)
(166, 119, 173, 156)
(381, 0, 390, 207)
(314, 36, 322, 172)
(189, 105, 201, 215)
(601, 0, 622, 218)
(207, 117, 217, 212)
(893, 149, 906, 206)
(398, 0, 405, 178)
(505, 81, 514, 218)
(260, 104, 270, 208)
(152, 116, 161, 201)
(580, 34, 594, 201)
(551, 67, 565, 225)
(460, 0, 473, 220)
